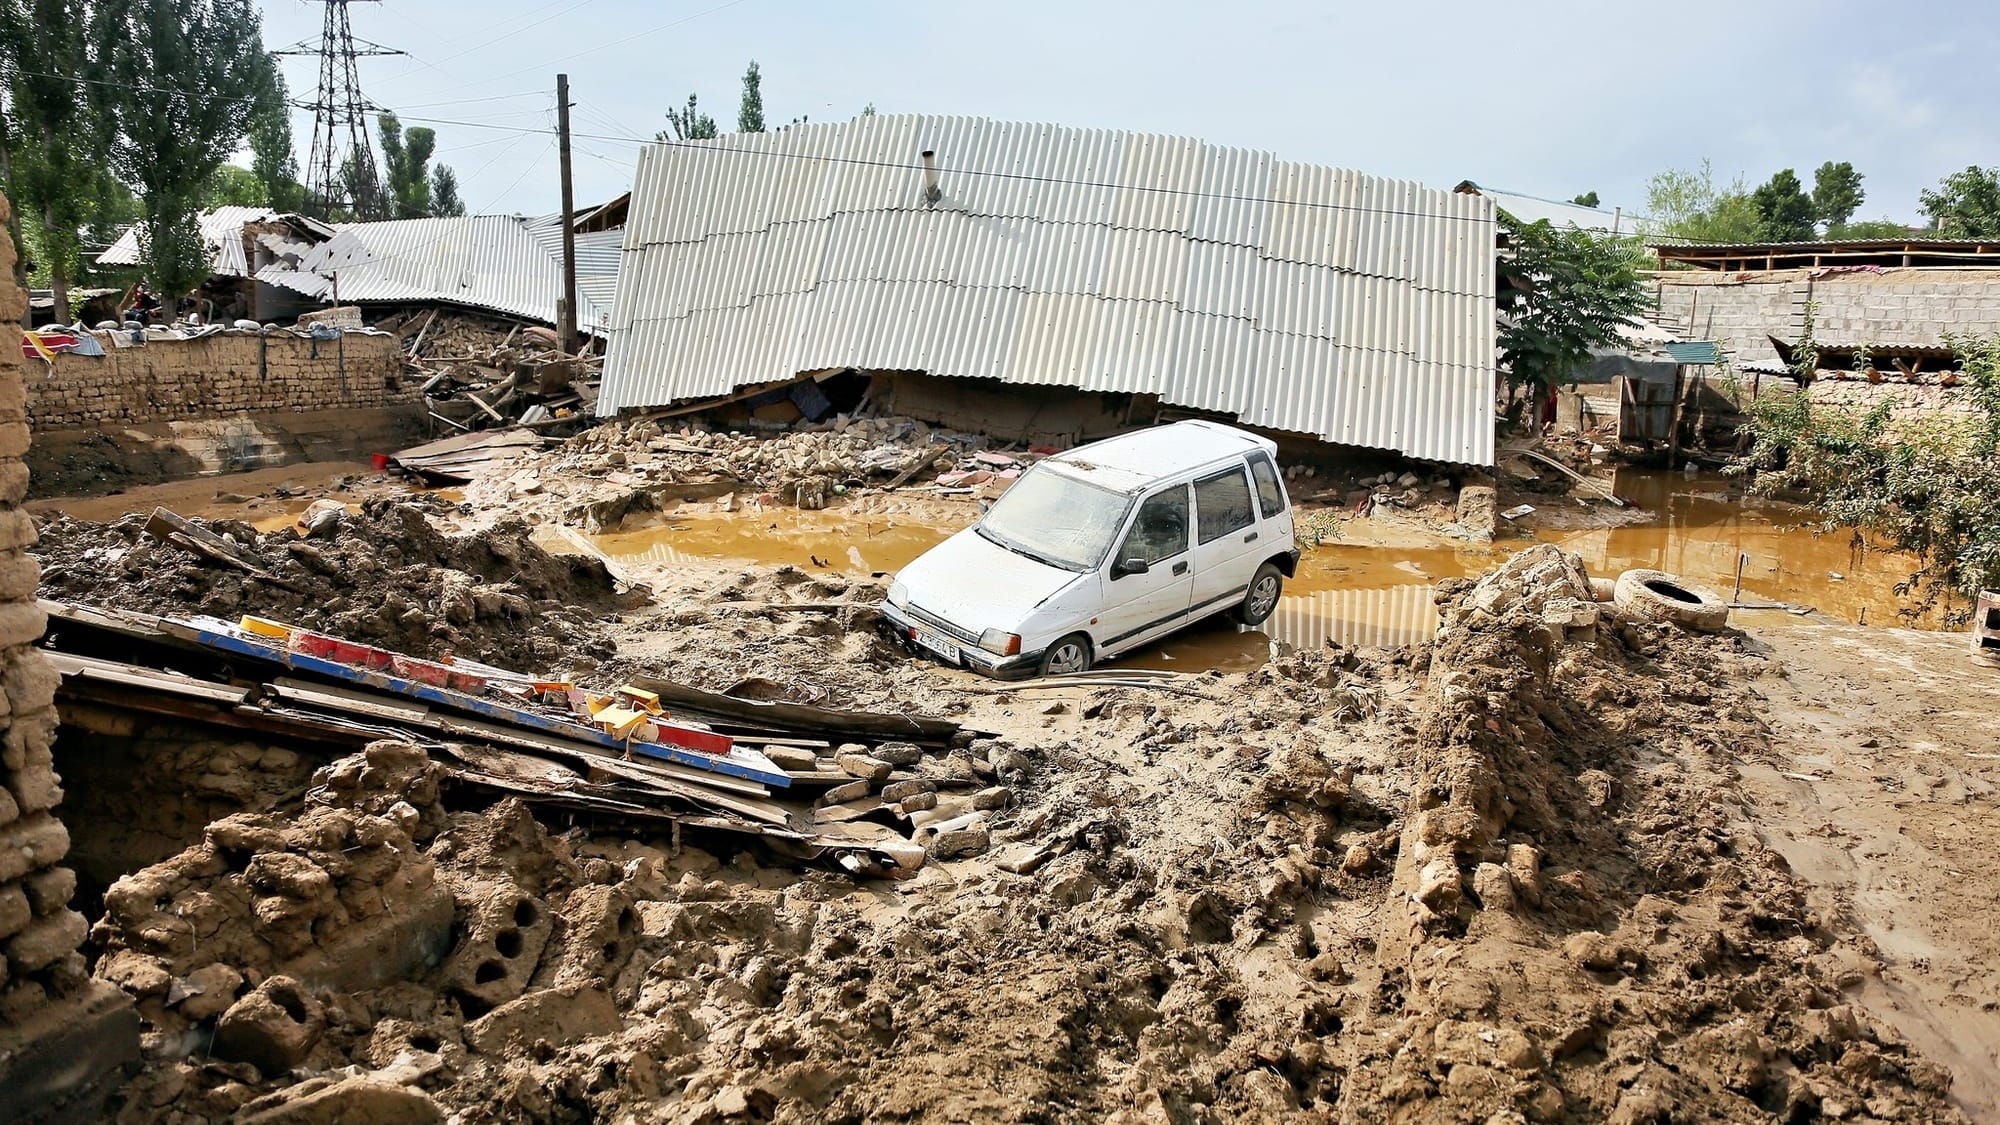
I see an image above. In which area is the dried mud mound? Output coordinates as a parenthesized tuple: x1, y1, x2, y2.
(35, 499, 622, 670)
(81, 548, 1969, 1123)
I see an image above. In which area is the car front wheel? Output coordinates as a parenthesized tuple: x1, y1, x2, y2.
(1040, 633, 1093, 676)
(1236, 563, 1283, 626)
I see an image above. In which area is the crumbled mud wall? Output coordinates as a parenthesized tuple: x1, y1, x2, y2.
(51, 712, 325, 917)
(26, 331, 414, 429)
(0, 195, 140, 1123)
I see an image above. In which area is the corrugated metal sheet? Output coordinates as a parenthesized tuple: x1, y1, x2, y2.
(1265, 585, 1441, 650)
(600, 114, 1496, 465)
(97, 207, 332, 275)
(282, 215, 614, 329)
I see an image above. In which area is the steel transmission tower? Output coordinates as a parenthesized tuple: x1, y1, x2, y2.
(275, 1, 404, 217)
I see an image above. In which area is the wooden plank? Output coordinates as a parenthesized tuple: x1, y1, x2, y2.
(46, 652, 251, 704)
(629, 674, 965, 746)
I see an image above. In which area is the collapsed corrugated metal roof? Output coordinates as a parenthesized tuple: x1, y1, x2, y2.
(599, 114, 1497, 465)
(98, 207, 338, 276)
(103, 206, 624, 330)
(277, 214, 615, 330)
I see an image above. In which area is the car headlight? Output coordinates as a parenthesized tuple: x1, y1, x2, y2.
(978, 629, 1022, 657)
(886, 581, 910, 610)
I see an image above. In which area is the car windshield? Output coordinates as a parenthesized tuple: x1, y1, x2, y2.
(976, 465, 1133, 572)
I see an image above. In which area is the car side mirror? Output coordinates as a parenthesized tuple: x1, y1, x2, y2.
(1114, 557, 1149, 578)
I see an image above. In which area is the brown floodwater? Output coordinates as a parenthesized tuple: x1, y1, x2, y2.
(576, 469, 1938, 674)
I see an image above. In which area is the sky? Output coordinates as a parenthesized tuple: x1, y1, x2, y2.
(257, 0, 2000, 225)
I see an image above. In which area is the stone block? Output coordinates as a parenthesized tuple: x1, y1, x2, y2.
(0, 812, 67, 883)
(463, 982, 621, 1055)
(5, 653, 59, 716)
(23, 865, 75, 917)
(4, 908, 86, 972)
(5, 761, 59, 816)
(213, 976, 324, 1076)
(0, 549, 38, 600)
(239, 1078, 444, 1125)
(0, 509, 35, 551)
(836, 752, 892, 783)
(0, 883, 29, 939)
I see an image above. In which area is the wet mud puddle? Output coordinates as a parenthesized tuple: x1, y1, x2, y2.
(570, 470, 1939, 674)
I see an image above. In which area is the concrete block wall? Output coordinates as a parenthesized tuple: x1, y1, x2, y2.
(1657, 269, 2000, 368)
(24, 330, 416, 430)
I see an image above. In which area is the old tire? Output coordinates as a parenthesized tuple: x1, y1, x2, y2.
(1040, 633, 1093, 676)
(1235, 563, 1284, 626)
(1613, 569, 1729, 632)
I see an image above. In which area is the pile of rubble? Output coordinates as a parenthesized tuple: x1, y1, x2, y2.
(377, 310, 604, 435)
(35, 499, 624, 670)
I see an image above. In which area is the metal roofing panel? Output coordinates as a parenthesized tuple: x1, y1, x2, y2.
(98, 207, 304, 275)
(600, 114, 1496, 465)
(283, 214, 615, 330)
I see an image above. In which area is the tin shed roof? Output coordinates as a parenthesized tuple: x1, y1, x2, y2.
(597, 114, 1498, 465)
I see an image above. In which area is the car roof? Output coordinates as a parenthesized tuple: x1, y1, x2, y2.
(1040, 421, 1275, 495)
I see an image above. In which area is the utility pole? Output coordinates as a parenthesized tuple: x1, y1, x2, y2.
(556, 73, 579, 357)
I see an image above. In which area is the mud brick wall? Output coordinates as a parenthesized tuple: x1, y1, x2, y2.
(25, 330, 417, 429)
(0, 202, 89, 1021)
(1656, 269, 2000, 368)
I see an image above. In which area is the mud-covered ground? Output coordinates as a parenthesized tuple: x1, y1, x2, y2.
(25, 425, 2000, 1123)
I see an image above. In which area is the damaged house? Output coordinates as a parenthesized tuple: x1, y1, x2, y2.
(597, 114, 1498, 466)
(98, 203, 628, 332)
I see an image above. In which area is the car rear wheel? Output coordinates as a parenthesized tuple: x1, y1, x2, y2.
(1235, 563, 1283, 626)
(1040, 633, 1093, 676)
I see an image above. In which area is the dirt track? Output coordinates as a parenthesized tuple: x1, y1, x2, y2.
(1743, 625, 2000, 1119)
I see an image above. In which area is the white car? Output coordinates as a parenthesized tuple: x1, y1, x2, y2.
(882, 421, 1298, 678)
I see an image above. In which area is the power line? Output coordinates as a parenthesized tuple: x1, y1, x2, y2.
(408, 0, 602, 73)
(467, 0, 756, 88)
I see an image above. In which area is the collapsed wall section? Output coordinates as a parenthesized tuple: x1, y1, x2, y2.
(0, 196, 141, 1122)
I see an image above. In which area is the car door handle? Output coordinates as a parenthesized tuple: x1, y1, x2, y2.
(1172, 561, 1189, 576)
(1244, 531, 1259, 543)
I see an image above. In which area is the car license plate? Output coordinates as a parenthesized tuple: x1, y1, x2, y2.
(913, 624, 961, 663)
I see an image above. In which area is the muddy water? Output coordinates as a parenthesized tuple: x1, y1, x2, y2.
(578, 470, 1935, 673)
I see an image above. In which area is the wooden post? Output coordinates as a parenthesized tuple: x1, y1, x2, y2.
(556, 73, 579, 357)
(1666, 365, 1687, 469)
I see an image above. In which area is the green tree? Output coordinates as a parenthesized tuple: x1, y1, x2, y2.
(1736, 331, 2000, 623)
(1811, 161, 1864, 230)
(1571, 191, 1600, 208)
(98, 0, 270, 299)
(1496, 210, 1650, 401)
(2, 0, 119, 315)
(1646, 161, 1761, 245)
(430, 165, 464, 217)
(1828, 218, 1914, 240)
(1751, 168, 1816, 241)
(200, 163, 266, 207)
(1918, 166, 2000, 237)
(248, 54, 304, 212)
(377, 112, 439, 219)
(660, 93, 718, 141)
(737, 60, 765, 133)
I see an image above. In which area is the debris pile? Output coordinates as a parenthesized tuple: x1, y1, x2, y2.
(32, 522, 1977, 1120)
(35, 500, 623, 669)
(377, 309, 603, 435)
